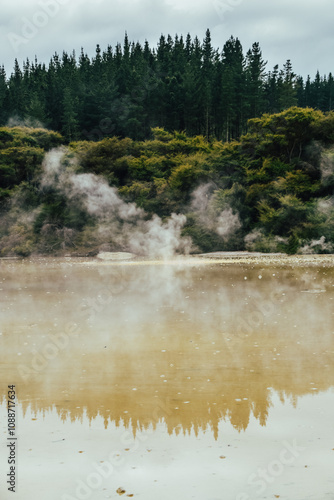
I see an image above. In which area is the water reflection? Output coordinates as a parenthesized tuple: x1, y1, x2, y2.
(0, 257, 333, 438)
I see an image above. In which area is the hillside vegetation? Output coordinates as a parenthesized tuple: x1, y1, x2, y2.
(0, 107, 334, 257)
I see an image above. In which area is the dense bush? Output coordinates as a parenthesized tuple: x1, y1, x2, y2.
(0, 107, 334, 256)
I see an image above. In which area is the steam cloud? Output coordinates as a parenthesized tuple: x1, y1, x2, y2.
(216, 208, 242, 238)
(300, 236, 334, 254)
(320, 149, 334, 185)
(190, 183, 242, 240)
(6, 115, 45, 129)
(41, 148, 191, 259)
(244, 229, 287, 253)
(299, 196, 334, 254)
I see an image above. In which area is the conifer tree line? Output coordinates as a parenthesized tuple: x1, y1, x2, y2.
(1, 29, 334, 142)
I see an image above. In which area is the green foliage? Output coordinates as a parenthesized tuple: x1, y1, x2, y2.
(119, 181, 153, 209)
(285, 233, 300, 254)
(0, 130, 14, 146)
(0, 112, 333, 256)
(273, 170, 321, 199)
(11, 182, 40, 209)
(246, 107, 323, 163)
(244, 230, 288, 253)
(142, 133, 211, 157)
(33, 183, 92, 237)
(28, 128, 64, 150)
(168, 159, 210, 193)
(258, 194, 310, 235)
(209, 141, 244, 184)
(0, 187, 11, 206)
(0, 126, 64, 199)
(151, 128, 174, 142)
(182, 215, 224, 253)
(313, 111, 334, 144)
(128, 155, 167, 181)
(245, 158, 292, 184)
(0, 126, 63, 150)
(72, 137, 135, 185)
(0, 146, 44, 188)
(213, 183, 251, 226)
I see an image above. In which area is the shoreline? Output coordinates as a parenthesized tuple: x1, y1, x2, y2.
(1, 251, 334, 267)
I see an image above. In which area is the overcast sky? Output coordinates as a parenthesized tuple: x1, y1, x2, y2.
(1, 0, 334, 79)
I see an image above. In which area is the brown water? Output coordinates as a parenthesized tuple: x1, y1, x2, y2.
(0, 256, 334, 499)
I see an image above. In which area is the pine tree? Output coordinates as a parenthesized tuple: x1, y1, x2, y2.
(183, 36, 203, 136)
(45, 54, 63, 131)
(264, 65, 279, 113)
(61, 87, 79, 141)
(278, 60, 297, 110)
(326, 73, 334, 111)
(221, 36, 245, 140)
(8, 59, 26, 118)
(304, 75, 312, 107)
(27, 92, 46, 125)
(202, 29, 214, 138)
(0, 66, 8, 124)
(245, 42, 267, 118)
(3, 31, 334, 142)
(295, 76, 305, 108)
(309, 71, 328, 111)
(185, 33, 192, 62)
(62, 88, 78, 141)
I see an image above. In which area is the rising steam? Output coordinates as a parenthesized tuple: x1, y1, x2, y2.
(300, 236, 334, 254)
(190, 183, 242, 240)
(41, 148, 191, 258)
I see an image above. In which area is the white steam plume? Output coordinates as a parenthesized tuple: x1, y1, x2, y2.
(190, 183, 242, 240)
(6, 115, 45, 129)
(300, 236, 333, 254)
(69, 173, 144, 221)
(320, 149, 334, 184)
(216, 208, 241, 238)
(190, 183, 213, 213)
(244, 229, 287, 252)
(316, 196, 334, 216)
(41, 148, 192, 258)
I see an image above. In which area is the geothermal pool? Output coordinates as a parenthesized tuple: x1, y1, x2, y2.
(0, 255, 334, 500)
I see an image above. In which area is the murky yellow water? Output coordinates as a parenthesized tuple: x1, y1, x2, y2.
(0, 256, 334, 499)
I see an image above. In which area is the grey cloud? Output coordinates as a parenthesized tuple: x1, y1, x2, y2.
(0, 0, 333, 79)
(209, 0, 334, 76)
